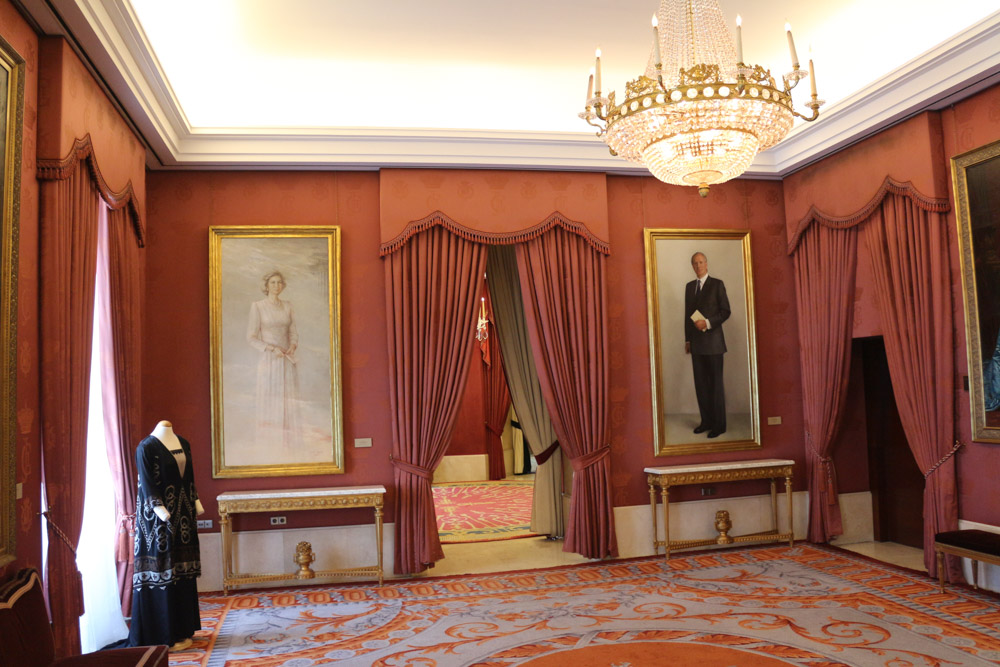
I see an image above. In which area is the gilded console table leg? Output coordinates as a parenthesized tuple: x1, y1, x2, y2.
(219, 510, 232, 595)
(374, 504, 384, 586)
(785, 475, 794, 547)
(648, 482, 658, 555)
(662, 485, 670, 560)
(770, 478, 778, 533)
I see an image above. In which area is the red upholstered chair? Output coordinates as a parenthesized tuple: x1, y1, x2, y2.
(0, 568, 169, 667)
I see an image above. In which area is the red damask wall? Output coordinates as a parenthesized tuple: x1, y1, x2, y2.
(605, 176, 811, 505)
(0, 0, 41, 578)
(941, 85, 1000, 526)
(142, 171, 393, 531)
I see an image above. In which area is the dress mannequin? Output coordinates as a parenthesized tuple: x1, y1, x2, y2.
(129, 420, 204, 652)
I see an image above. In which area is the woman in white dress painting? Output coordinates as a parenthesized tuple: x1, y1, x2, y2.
(247, 270, 301, 449)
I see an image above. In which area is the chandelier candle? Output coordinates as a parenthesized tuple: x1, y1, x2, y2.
(587, 72, 594, 106)
(809, 57, 817, 97)
(785, 22, 799, 69)
(735, 15, 743, 63)
(578, 0, 825, 197)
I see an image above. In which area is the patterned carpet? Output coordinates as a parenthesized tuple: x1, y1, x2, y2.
(168, 543, 1000, 666)
(433, 479, 539, 544)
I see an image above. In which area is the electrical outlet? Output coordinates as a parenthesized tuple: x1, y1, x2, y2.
(197, 519, 213, 530)
(767, 416, 782, 425)
(270, 516, 287, 526)
(354, 437, 372, 448)
(701, 487, 716, 496)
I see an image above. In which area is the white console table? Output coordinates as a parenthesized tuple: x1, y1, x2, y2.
(216, 485, 386, 593)
(645, 459, 794, 560)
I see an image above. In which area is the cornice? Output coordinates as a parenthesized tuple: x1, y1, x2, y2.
(40, 2, 1000, 175)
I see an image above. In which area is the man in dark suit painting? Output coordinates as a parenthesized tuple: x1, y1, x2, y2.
(685, 252, 731, 438)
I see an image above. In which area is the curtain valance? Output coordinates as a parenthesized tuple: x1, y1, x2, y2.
(36, 134, 144, 246)
(786, 176, 948, 255)
(379, 169, 609, 256)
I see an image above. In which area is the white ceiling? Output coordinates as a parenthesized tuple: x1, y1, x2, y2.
(20, 0, 1000, 174)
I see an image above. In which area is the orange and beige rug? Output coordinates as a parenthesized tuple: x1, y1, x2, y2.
(433, 478, 539, 544)
(171, 543, 1000, 666)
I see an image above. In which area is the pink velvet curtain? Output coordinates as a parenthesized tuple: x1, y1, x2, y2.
(864, 194, 959, 579)
(385, 226, 488, 574)
(516, 228, 617, 559)
(39, 166, 101, 658)
(793, 223, 858, 542)
(481, 284, 511, 481)
(97, 206, 144, 614)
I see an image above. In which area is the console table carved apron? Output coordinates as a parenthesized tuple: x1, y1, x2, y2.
(645, 459, 794, 560)
(216, 485, 386, 593)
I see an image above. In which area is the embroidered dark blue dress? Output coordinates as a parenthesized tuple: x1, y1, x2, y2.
(127, 435, 202, 647)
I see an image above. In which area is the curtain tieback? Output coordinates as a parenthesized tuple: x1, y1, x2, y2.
(923, 440, 963, 479)
(116, 512, 136, 562)
(535, 439, 561, 466)
(390, 456, 434, 480)
(485, 422, 504, 437)
(41, 509, 77, 556)
(570, 445, 610, 473)
(806, 433, 838, 505)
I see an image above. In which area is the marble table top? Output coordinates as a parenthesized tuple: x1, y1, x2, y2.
(644, 458, 794, 475)
(217, 485, 386, 501)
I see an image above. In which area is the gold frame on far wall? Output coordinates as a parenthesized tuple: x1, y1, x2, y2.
(0, 37, 24, 568)
(209, 226, 344, 477)
(644, 229, 761, 456)
(952, 139, 1000, 443)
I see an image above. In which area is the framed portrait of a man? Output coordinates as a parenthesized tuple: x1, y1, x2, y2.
(644, 229, 761, 456)
(209, 226, 344, 477)
(953, 139, 1000, 443)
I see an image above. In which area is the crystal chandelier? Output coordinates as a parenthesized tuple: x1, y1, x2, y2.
(580, 0, 824, 197)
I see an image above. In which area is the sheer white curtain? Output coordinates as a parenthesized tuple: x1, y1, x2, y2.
(77, 210, 128, 652)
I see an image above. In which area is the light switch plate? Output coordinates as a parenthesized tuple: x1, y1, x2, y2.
(355, 437, 373, 448)
(15, 483, 22, 500)
(197, 519, 213, 530)
(767, 416, 782, 425)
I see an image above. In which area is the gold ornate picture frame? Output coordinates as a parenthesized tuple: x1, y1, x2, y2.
(0, 36, 24, 568)
(952, 139, 1000, 443)
(209, 226, 344, 477)
(644, 229, 761, 456)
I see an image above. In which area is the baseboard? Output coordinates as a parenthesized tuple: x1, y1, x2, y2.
(957, 519, 1000, 593)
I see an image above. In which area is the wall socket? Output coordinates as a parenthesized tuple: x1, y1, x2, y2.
(196, 519, 212, 530)
(354, 437, 373, 448)
(701, 487, 716, 496)
(269, 516, 287, 525)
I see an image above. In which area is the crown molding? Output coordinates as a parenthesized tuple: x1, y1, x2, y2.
(30, 2, 1000, 174)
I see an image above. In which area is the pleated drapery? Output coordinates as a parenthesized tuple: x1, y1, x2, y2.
(487, 246, 565, 537)
(96, 206, 144, 614)
(37, 135, 145, 656)
(39, 166, 101, 658)
(385, 227, 488, 575)
(516, 229, 617, 558)
(793, 224, 858, 543)
(788, 178, 956, 580)
(480, 285, 511, 481)
(864, 194, 959, 579)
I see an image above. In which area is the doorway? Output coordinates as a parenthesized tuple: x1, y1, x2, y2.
(859, 337, 924, 549)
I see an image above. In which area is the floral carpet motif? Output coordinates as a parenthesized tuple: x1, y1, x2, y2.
(170, 544, 1000, 666)
(433, 479, 539, 544)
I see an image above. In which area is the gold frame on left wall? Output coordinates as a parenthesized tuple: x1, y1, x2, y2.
(0, 36, 24, 568)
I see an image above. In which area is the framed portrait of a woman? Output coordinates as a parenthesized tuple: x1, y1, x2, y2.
(209, 226, 344, 477)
